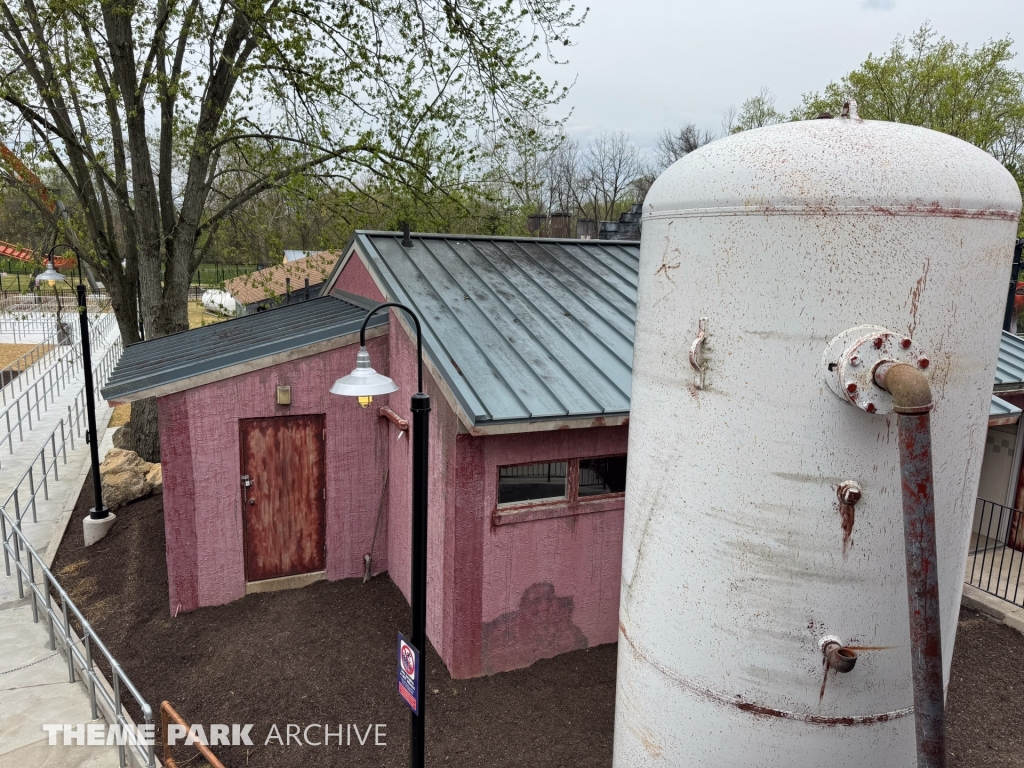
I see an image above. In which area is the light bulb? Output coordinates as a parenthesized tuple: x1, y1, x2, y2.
(358, 395, 373, 408)
(47, 279, 55, 287)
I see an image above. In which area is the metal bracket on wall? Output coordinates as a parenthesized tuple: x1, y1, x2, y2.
(689, 317, 708, 390)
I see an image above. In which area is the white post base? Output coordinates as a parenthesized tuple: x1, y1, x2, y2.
(83, 512, 117, 547)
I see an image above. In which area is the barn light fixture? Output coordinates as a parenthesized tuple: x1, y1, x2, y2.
(330, 346, 399, 407)
(36, 259, 65, 287)
(330, 301, 430, 768)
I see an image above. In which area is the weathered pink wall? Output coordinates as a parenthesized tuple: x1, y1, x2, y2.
(158, 335, 391, 613)
(384, 318, 459, 665)
(459, 426, 628, 676)
(331, 249, 385, 303)
(332, 249, 628, 678)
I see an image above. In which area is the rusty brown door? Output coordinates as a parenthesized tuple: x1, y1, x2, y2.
(239, 414, 326, 582)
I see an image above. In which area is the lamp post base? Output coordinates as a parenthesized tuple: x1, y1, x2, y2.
(83, 511, 116, 547)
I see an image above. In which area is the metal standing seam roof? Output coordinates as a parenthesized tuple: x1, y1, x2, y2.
(995, 330, 1024, 389)
(990, 394, 1021, 421)
(337, 232, 639, 427)
(101, 294, 386, 402)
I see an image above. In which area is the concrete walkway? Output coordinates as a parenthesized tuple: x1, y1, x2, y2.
(0, 328, 123, 766)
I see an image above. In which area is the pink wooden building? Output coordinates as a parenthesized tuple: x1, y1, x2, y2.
(103, 232, 638, 678)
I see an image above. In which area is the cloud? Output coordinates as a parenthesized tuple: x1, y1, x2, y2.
(862, 0, 896, 9)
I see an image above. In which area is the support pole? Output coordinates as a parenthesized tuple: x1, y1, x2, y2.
(410, 391, 430, 768)
(78, 285, 107, 521)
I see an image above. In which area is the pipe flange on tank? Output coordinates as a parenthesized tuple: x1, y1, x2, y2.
(821, 326, 930, 415)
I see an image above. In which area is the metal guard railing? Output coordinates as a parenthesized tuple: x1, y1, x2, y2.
(0, 319, 150, 766)
(0, 313, 120, 465)
(967, 498, 1024, 607)
(0, 506, 155, 768)
(3, 337, 123, 525)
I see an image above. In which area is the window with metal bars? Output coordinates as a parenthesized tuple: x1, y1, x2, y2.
(497, 454, 627, 506)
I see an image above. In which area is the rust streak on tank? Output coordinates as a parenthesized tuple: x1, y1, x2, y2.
(618, 623, 914, 727)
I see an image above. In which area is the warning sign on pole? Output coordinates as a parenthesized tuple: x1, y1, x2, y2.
(397, 633, 421, 715)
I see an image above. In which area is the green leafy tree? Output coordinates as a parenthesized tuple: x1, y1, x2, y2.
(0, 0, 582, 458)
(727, 87, 787, 134)
(795, 23, 1024, 227)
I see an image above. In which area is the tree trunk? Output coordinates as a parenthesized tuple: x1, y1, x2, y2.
(113, 396, 160, 462)
(105, 272, 160, 460)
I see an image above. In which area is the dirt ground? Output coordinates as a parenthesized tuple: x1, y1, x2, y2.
(188, 300, 227, 329)
(52, 476, 616, 768)
(0, 342, 43, 369)
(945, 607, 1024, 767)
(108, 402, 131, 427)
(51, 477, 1024, 768)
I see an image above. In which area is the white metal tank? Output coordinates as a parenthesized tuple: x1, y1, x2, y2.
(615, 113, 1022, 766)
(201, 288, 237, 316)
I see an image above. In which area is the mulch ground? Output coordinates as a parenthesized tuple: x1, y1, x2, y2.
(946, 607, 1024, 767)
(51, 476, 616, 768)
(51, 476, 1024, 767)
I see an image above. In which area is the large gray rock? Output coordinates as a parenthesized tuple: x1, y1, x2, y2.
(100, 448, 158, 510)
(146, 464, 163, 495)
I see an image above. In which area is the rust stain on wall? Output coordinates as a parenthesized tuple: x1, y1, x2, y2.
(481, 583, 588, 675)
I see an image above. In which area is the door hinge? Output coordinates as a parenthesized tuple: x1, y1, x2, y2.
(323, 487, 326, 500)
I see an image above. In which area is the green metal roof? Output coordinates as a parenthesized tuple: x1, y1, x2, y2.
(102, 294, 385, 402)
(332, 232, 639, 427)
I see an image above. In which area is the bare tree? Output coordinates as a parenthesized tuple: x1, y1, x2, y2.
(545, 137, 587, 214)
(655, 123, 715, 170)
(581, 131, 644, 222)
(721, 105, 739, 136)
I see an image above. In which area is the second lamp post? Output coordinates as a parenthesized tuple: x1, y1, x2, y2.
(330, 302, 430, 768)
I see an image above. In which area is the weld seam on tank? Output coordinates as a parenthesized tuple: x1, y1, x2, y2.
(619, 628, 913, 726)
(642, 205, 1022, 223)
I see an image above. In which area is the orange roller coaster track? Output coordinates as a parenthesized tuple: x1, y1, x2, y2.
(0, 142, 76, 268)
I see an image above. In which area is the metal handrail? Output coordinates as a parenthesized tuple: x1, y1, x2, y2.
(2, 337, 123, 526)
(0, 324, 73, 403)
(0, 308, 111, 345)
(0, 504, 155, 768)
(0, 314, 119, 465)
(0, 292, 109, 312)
(0, 351, 80, 459)
(1, 324, 79, 407)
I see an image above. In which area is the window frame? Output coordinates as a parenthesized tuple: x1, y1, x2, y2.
(493, 453, 628, 526)
(495, 459, 571, 507)
(576, 453, 629, 500)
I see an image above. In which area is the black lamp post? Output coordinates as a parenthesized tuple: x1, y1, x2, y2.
(41, 244, 108, 522)
(330, 302, 429, 768)
(77, 281, 108, 521)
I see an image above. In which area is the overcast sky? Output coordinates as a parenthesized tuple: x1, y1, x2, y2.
(536, 0, 1022, 151)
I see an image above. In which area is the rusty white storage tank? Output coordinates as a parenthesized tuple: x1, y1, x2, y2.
(615, 108, 1022, 767)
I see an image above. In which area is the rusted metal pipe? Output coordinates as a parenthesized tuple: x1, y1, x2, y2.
(874, 362, 947, 768)
(819, 635, 858, 674)
(161, 701, 226, 768)
(378, 405, 409, 431)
